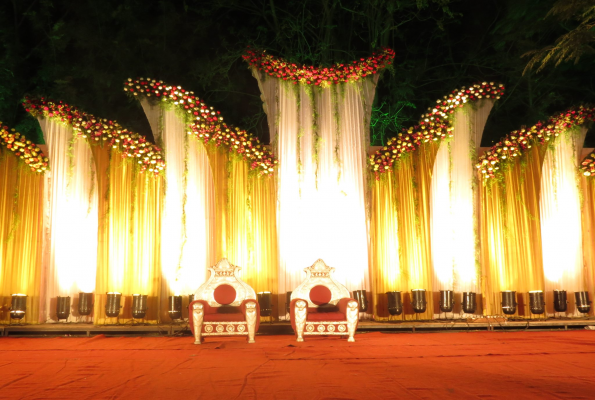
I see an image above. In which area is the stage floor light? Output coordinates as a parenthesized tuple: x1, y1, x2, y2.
(386, 291, 403, 316)
(57, 296, 71, 321)
(131, 294, 148, 319)
(411, 289, 427, 313)
(10, 294, 27, 321)
(257, 292, 272, 317)
(501, 291, 517, 315)
(106, 292, 122, 318)
(462, 292, 476, 314)
(78, 292, 94, 316)
(352, 290, 368, 313)
(439, 290, 454, 313)
(575, 291, 592, 314)
(168, 295, 182, 320)
(529, 290, 545, 315)
(553, 290, 568, 312)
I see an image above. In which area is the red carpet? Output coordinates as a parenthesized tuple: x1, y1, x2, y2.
(1, 331, 594, 399)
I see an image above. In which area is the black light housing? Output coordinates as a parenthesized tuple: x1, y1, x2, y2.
(462, 292, 477, 314)
(411, 289, 427, 313)
(386, 291, 403, 316)
(56, 296, 71, 320)
(352, 290, 368, 313)
(131, 294, 148, 319)
(188, 294, 195, 304)
(257, 291, 272, 317)
(10, 294, 27, 320)
(575, 291, 592, 314)
(529, 290, 545, 315)
(285, 291, 292, 315)
(553, 290, 568, 312)
(168, 295, 182, 320)
(105, 292, 122, 318)
(78, 292, 94, 316)
(501, 291, 517, 315)
(439, 290, 454, 313)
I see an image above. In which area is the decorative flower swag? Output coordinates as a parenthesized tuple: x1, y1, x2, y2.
(123, 78, 277, 175)
(369, 82, 505, 177)
(477, 105, 595, 180)
(0, 122, 48, 172)
(23, 97, 165, 175)
(242, 47, 395, 86)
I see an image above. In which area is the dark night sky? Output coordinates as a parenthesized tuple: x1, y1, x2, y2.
(1, 0, 593, 147)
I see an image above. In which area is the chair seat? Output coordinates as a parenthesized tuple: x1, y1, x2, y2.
(204, 313, 246, 322)
(307, 312, 346, 322)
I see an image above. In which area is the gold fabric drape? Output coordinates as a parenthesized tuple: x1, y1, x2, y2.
(370, 143, 437, 320)
(206, 145, 278, 320)
(0, 150, 44, 324)
(582, 176, 595, 316)
(92, 148, 163, 324)
(480, 147, 545, 316)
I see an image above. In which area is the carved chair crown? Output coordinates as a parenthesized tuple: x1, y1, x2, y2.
(290, 259, 351, 307)
(193, 259, 257, 307)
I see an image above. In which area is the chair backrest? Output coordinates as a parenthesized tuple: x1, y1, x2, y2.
(290, 259, 350, 308)
(193, 259, 257, 307)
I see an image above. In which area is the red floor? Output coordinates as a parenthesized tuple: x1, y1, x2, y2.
(0, 330, 594, 399)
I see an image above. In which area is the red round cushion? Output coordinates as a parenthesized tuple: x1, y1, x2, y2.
(213, 284, 237, 305)
(309, 285, 332, 306)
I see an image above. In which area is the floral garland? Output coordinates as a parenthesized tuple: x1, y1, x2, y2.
(123, 78, 277, 175)
(369, 82, 505, 177)
(582, 151, 595, 177)
(243, 48, 395, 87)
(478, 105, 595, 179)
(0, 122, 48, 172)
(23, 97, 165, 174)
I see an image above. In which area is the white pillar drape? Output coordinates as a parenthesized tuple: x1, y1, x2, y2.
(540, 127, 587, 316)
(38, 117, 98, 322)
(140, 100, 216, 297)
(253, 71, 376, 305)
(430, 101, 493, 316)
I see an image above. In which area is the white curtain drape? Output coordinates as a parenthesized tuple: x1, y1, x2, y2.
(38, 117, 98, 322)
(430, 101, 493, 317)
(253, 71, 376, 313)
(540, 127, 587, 316)
(140, 100, 215, 298)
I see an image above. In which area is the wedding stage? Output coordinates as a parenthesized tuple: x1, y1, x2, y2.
(1, 331, 594, 399)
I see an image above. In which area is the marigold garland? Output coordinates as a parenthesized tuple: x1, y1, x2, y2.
(0, 122, 48, 172)
(477, 105, 595, 179)
(582, 151, 595, 177)
(243, 47, 395, 87)
(23, 97, 165, 174)
(123, 77, 277, 175)
(369, 82, 505, 177)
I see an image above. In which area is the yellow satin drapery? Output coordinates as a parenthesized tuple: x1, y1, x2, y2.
(370, 143, 437, 320)
(480, 147, 545, 316)
(581, 176, 595, 316)
(0, 150, 44, 324)
(206, 145, 278, 319)
(92, 147, 163, 324)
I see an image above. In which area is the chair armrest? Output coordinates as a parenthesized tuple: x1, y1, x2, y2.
(290, 298, 309, 332)
(189, 300, 211, 334)
(338, 298, 358, 316)
(240, 299, 261, 332)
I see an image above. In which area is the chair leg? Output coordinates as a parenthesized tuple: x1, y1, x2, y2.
(346, 300, 359, 342)
(245, 302, 257, 344)
(294, 300, 307, 342)
(192, 303, 204, 344)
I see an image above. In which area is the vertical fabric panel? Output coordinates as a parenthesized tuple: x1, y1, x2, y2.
(38, 117, 99, 322)
(430, 101, 493, 317)
(581, 176, 595, 316)
(0, 151, 44, 324)
(540, 128, 587, 316)
(93, 148, 163, 324)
